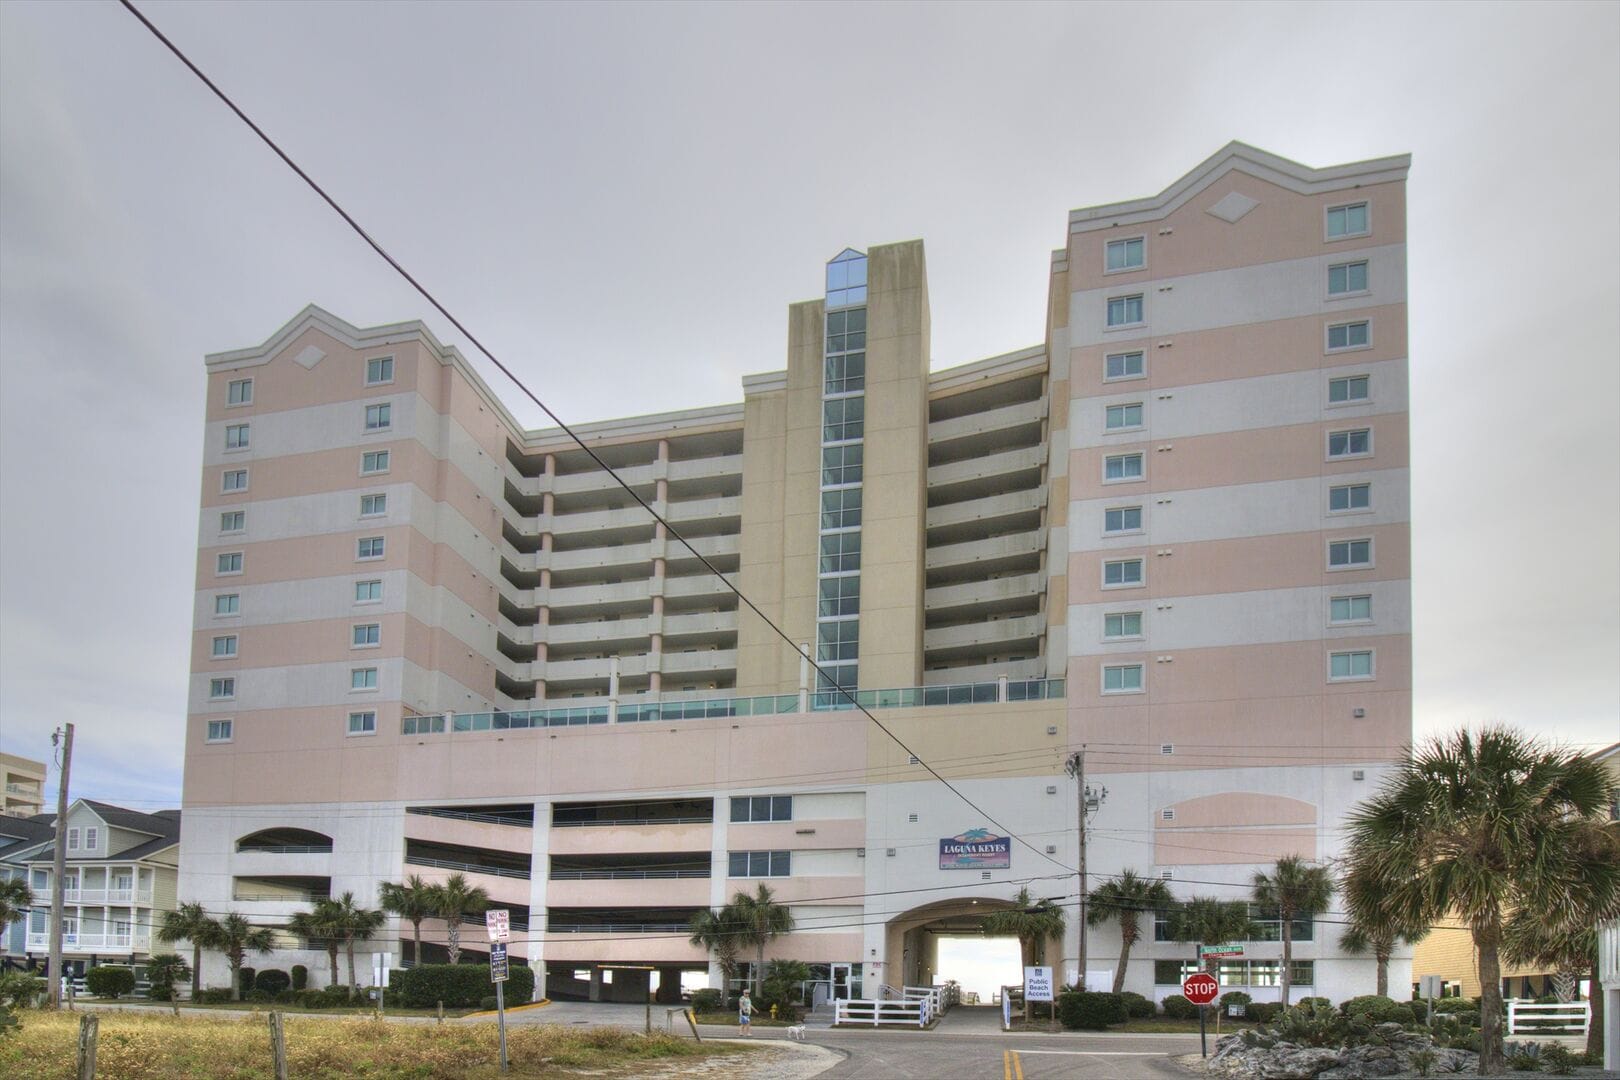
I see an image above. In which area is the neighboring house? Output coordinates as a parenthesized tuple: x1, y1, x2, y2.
(1, 753, 46, 818)
(0, 814, 55, 967)
(1411, 742, 1620, 1001)
(20, 800, 181, 980)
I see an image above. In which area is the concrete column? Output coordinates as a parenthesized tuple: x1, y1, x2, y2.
(707, 959, 724, 991)
(589, 966, 603, 1002)
(798, 644, 811, 712)
(998, 674, 1009, 702)
(609, 657, 621, 723)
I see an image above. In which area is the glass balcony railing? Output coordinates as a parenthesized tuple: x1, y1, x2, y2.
(402, 678, 1063, 736)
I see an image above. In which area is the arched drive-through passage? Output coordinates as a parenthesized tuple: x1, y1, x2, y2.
(884, 897, 1062, 1005)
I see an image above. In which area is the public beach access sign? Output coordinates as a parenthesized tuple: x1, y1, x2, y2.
(938, 828, 1012, 870)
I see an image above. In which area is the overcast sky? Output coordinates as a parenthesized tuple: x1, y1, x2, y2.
(1, 1, 1615, 809)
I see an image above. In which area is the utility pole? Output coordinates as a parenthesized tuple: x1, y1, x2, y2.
(1065, 747, 1106, 991)
(49, 723, 74, 1008)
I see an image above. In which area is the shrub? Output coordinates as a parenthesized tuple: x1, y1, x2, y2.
(299, 989, 335, 1009)
(85, 966, 137, 999)
(1220, 990, 1252, 1008)
(290, 964, 308, 991)
(243, 989, 272, 1004)
(1538, 1044, 1577, 1075)
(1057, 991, 1126, 1030)
(1298, 995, 1333, 1015)
(274, 989, 299, 1005)
(254, 969, 291, 995)
(690, 988, 723, 1014)
(479, 995, 498, 1011)
(1160, 993, 1199, 1020)
(238, 967, 256, 994)
(1508, 1054, 1540, 1071)
(199, 988, 235, 1004)
(1434, 997, 1476, 1014)
(1245, 1002, 1283, 1024)
(1120, 991, 1155, 1019)
(1410, 1048, 1438, 1077)
(390, 963, 535, 1009)
(0, 973, 44, 1009)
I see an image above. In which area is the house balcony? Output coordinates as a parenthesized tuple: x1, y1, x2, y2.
(62, 888, 154, 906)
(28, 931, 152, 952)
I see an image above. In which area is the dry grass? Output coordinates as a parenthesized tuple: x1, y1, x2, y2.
(0, 1010, 751, 1078)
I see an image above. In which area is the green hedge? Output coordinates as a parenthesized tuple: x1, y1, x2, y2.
(1161, 993, 1200, 1020)
(389, 964, 535, 1009)
(290, 965, 308, 991)
(1056, 991, 1127, 1030)
(254, 969, 291, 995)
(1120, 991, 1156, 1018)
(1246, 1002, 1284, 1023)
(690, 988, 723, 1014)
(85, 966, 136, 999)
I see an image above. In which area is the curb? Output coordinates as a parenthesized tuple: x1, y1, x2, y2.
(465, 998, 551, 1020)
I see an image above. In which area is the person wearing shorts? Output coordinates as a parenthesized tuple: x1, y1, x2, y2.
(738, 991, 753, 1036)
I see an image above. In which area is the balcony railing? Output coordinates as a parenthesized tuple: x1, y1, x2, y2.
(61, 889, 154, 905)
(550, 869, 709, 880)
(403, 678, 1064, 736)
(551, 816, 711, 828)
(548, 923, 691, 934)
(406, 807, 533, 828)
(404, 855, 531, 880)
(27, 931, 151, 951)
(6, 782, 41, 796)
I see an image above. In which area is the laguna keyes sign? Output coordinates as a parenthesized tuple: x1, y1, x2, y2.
(939, 829, 1011, 870)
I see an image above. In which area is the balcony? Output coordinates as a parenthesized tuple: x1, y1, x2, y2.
(27, 931, 152, 952)
(928, 398, 1046, 448)
(924, 614, 1046, 654)
(925, 573, 1045, 615)
(62, 888, 154, 905)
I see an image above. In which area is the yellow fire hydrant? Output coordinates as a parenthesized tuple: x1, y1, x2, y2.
(770, 1003, 779, 1020)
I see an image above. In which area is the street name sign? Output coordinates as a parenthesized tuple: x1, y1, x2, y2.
(1198, 944, 1244, 959)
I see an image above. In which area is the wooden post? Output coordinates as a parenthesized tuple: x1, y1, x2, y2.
(268, 1011, 288, 1080)
(76, 1014, 98, 1080)
(437, 1000, 444, 1024)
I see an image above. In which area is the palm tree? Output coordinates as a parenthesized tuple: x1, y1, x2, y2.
(1252, 856, 1333, 1007)
(157, 902, 216, 999)
(0, 878, 33, 956)
(143, 953, 191, 1003)
(1344, 726, 1620, 1075)
(378, 875, 437, 966)
(1338, 860, 1429, 998)
(1166, 897, 1256, 979)
(1087, 870, 1173, 993)
(430, 873, 489, 966)
(208, 913, 275, 1002)
(289, 901, 344, 990)
(982, 887, 1067, 1023)
(726, 884, 795, 998)
(324, 892, 388, 999)
(688, 907, 742, 991)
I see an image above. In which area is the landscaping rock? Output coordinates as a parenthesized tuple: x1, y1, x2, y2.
(1202, 1026, 1480, 1079)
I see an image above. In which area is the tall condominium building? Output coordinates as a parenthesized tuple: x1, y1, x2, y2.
(181, 143, 1411, 1004)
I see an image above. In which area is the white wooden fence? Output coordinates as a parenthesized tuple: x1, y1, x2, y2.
(1506, 1000, 1590, 1036)
(835, 996, 934, 1027)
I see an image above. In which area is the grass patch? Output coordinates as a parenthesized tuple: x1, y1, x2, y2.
(92, 999, 479, 1018)
(0, 1010, 752, 1078)
(691, 1011, 795, 1028)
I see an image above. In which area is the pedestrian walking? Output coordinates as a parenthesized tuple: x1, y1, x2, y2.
(738, 990, 753, 1037)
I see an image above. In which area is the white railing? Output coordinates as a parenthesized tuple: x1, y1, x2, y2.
(26, 931, 151, 951)
(1507, 1000, 1590, 1035)
(904, 985, 945, 1015)
(834, 997, 934, 1027)
(59, 888, 153, 905)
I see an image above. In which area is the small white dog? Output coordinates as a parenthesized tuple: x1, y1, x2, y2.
(784, 1024, 807, 1041)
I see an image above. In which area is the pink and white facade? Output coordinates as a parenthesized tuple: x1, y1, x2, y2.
(181, 143, 1411, 1004)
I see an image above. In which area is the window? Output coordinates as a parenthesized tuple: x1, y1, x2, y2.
(1330, 483, 1370, 512)
(1328, 429, 1371, 458)
(1330, 650, 1374, 680)
(820, 489, 862, 530)
(1104, 506, 1142, 533)
(214, 593, 240, 616)
(1327, 321, 1370, 350)
(206, 719, 233, 743)
(1329, 539, 1372, 568)
(728, 851, 791, 878)
(222, 469, 248, 492)
(1330, 595, 1372, 623)
(730, 795, 793, 823)
(355, 579, 383, 603)
(225, 423, 250, 450)
(817, 619, 859, 663)
(351, 667, 378, 691)
(1329, 375, 1370, 403)
(825, 253, 868, 309)
(818, 575, 860, 617)
(1104, 612, 1143, 639)
(67, 828, 80, 851)
(217, 552, 243, 575)
(84, 827, 98, 850)
(365, 403, 392, 430)
(1104, 453, 1144, 481)
(209, 677, 236, 700)
(361, 450, 390, 475)
(211, 635, 238, 659)
(822, 397, 864, 441)
(360, 494, 387, 517)
(357, 536, 385, 560)
(352, 623, 381, 647)
(1103, 558, 1143, 587)
(366, 356, 394, 385)
(220, 511, 245, 533)
(820, 444, 863, 486)
(1105, 236, 1145, 271)
(1103, 664, 1144, 693)
(1328, 261, 1368, 295)
(1106, 294, 1144, 327)
(1326, 201, 1369, 238)
(825, 306, 867, 352)
(347, 711, 377, 735)
(227, 378, 253, 405)
(818, 532, 861, 574)
(1105, 351, 1145, 381)
(1105, 403, 1143, 430)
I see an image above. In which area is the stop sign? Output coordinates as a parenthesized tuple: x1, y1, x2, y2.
(1182, 972, 1219, 1006)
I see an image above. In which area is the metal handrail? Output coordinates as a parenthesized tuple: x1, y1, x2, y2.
(406, 807, 534, 828)
(549, 869, 709, 880)
(551, 816, 712, 828)
(548, 923, 691, 934)
(236, 844, 333, 854)
(404, 854, 531, 880)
